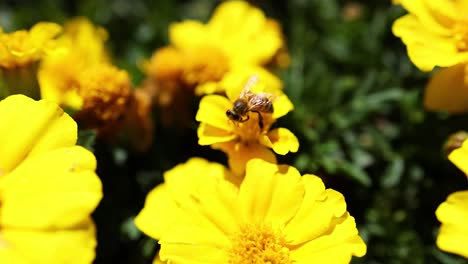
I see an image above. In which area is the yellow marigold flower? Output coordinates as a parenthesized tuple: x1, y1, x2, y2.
(196, 73, 298, 176)
(135, 159, 367, 263)
(171, 0, 283, 66)
(145, 0, 286, 95)
(0, 22, 61, 69)
(74, 63, 131, 135)
(435, 138, 468, 258)
(0, 94, 102, 263)
(39, 17, 108, 109)
(392, 0, 468, 71)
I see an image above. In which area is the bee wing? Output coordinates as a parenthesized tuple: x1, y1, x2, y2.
(247, 93, 277, 112)
(256, 92, 279, 102)
(240, 74, 259, 97)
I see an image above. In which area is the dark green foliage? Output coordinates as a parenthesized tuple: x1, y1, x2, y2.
(2, 0, 468, 263)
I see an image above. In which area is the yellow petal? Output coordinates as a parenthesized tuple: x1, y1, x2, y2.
(163, 157, 237, 223)
(454, 1, 468, 13)
(290, 213, 367, 263)
(134, 184, 180, 240)
(197, 123, 237, 145)
(263, 127, 299, 155)
(237, 159, 279, 224)
(136, 158, 235, 240)
(448, 138, 468, 176)
(392, 15, 463, 71)
(1, 146, 102, 229)
(29, 22, 62, 48)
(159, 208, 231, 249)
(263, 164, 304, 227)
(214, 141, 277, 177)
(0, 95, 77, 174)
(222, 66, 283, 101)
(169, 20, 210, 50)
(195, 81, 222, 95)
(424, 64, 468, 113)
(164, 157, 232, 197)
(236, 159, 303, 227)
(192, 174, 239, 235)
(152, 254, 165, 264)
(423, 0, 459, 22)
(209, 0, 264, 38)
(159, 243, 229, 264)
(38, 18, 109, 109)
(435, 190, 468, 258)
(407, 44, 468, 72)
(0, 248, 27, 264)
(394, 0, 453, 35)
(285, 175, 347, 244)
(208, 0, 282, 66)
(0, 219, 97, 264)
(272, 92, 294, 119)
(195, 95, 233, 131)
(38, 64, 84, 109)
(229, 22, 282, 66)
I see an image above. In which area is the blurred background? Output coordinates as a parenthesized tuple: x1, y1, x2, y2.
(1, 0, 467, 263)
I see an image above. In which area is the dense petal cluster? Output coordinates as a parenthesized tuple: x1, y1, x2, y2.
(136, 158, 366, 264)
(196, 73, 298, 176)
(0, 95, 102, 263)
(74, 63, 131, 134)
(0, 22, 62, 69)
(39, 17, 109, 109)
(38, 18, 148, 139)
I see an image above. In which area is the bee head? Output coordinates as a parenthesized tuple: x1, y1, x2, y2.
(233, 99, 248, 114)
(226, 109, 242, 121)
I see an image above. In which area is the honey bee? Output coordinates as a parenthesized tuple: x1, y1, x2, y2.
(226, 74, 276, 130)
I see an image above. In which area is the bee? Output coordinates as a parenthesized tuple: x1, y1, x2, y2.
(226, 74, 276, 130)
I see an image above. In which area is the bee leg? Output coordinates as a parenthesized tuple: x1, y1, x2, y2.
(239, 115, 250, 123)
(252, 111, 263, 130)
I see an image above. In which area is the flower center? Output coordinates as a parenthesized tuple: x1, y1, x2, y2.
(182, 46, 229, 86)
(232, 112, 274, 144)
(228, 223, 292, 264)
(453, 20, 468, 51)
(76, 63, 131, 129)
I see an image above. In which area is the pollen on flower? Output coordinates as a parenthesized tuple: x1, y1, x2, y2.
(76, 64, 131, 130)
(453, 21, 468, 51)
(231, 112, 274, 144)
(228, 223, 292, 264)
